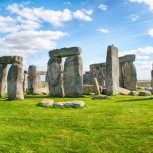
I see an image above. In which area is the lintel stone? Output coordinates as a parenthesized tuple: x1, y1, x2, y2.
(49, 47, 81, 58)
(0, 56, 23, 64)
(90, 63, 106, 69)
(119, 54, 135, 63)
(37, 71, 47, 75)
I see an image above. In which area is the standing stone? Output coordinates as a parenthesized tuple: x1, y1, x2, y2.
(93, 78, 100, 95)
(7, 63, 24, 100)
(0, 64, 7, 98)
(28, 65, 38, 94)
(106, 45, 119, 95)
(151, 70, 153, 88)
(83, 72, 90, 85)
(47, 57, 64, 96)
(64, 55, 83, 96)
(23, 71, 28, 92)
(123, 62, 137, 90)
(119, 63, 124, 88)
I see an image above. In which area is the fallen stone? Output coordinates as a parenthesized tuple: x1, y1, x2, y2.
(129, 91, 138, 96)
(92, 95, 108, 99)
(39, 99, 54, 107)
(138, 90, 152, 96)
(119, 87, 130, 95)
(55, 100, 85, 108)
(49, 47, 82, 58)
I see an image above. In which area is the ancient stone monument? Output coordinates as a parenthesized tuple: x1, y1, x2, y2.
(47, 47, 83, 97)
(23, 71, 28, 91)
(0, 56, 24, 100)
(119, 54, 137, 90)
(151, 70, 153, 88)
(106, 45, 119, 95)
(83, 71, 90, 85)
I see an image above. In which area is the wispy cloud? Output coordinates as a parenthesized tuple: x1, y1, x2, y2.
(129, 0, 153, 10)
(129, 15, 140, 22)
(98, 28, 109, 33)
(148, 28, 153, 36)
(98, 4, 108, 11)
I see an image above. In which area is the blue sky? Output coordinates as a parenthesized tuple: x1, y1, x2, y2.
(0, 0, 153, 80)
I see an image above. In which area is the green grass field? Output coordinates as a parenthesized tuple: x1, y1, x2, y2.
(0, 95, 153, 153)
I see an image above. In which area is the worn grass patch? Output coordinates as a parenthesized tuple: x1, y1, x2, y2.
(0, 95, 153, 153)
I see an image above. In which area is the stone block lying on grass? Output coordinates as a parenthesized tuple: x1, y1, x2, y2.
(138, 91, 152, 96)
(55, 101, 85, 108)
(119, 87, 130, 95)
(38, 99, 54, 107)
(92, 95, 108, 100)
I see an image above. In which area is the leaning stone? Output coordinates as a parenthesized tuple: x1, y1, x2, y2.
(119, 87, 131, 95)
(39, 99, 54, 107)
(106, 45, 119, 95)
(55, 100, 85, 108)
(92, 95, 108, 99)
(93, 78, 100, 95)
(138, 91, 152, 96)
(49, 47, 82, 58)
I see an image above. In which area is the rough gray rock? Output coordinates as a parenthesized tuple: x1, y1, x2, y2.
(39, 99, 54, 107)
(28, 65, 39, 94)
(123, 62, 137, 91)
(55, 100, 85, 108)
(23, 71, 28, 92)
(64, 55, 83, 97)
(119, 87, 131, 95)
(49, 47, 82, 58)
(92, 78, 100, 95)
(92, 95, 108, 99)
(83, 71, 90, 85)
(138, 90, 152, 96)
(83, 85, 95, 95)
(7, 63, 24, 100)
(0, 56, 23, 64)
(119, 54, 136, 63)
(106, 45, 119, 95)
(47, 57, 64, 96)
(0, 64, 7, 98)
(129, 91, 138, 96)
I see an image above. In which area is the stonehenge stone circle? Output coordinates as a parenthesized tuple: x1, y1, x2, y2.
(48, 47, 83, 97)
(0, 56, 24, 100)
(106, 45, 119, 95)
(119, 54, 137, 90)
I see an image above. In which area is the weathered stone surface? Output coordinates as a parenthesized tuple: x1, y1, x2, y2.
(93, 78, 100, 95)
(49, 47, 82, 58)
(92, 95, 108, 99)
(7, 63, 24, 100)
(23, 71, 28, 91)
(37, 71, 47, 75)
(90, 63, 106, 69)
(106, 45, 119, 95)
(151, 70, 153, 88)
(28, 65, 39, 94)
(55, 100, 85, 108)
(47, 57, 64, 96)
(39, 99, 54, 107)
(83, 85, 95, 95)
(0, 64, 7, 97)
(119, 63, 124, 88)
(119, 54, 136, 63)
(0, 56, 23, 64)
(119, 87, 130, 95)
(64, 55, 83, 97)
(123, 62, 137, 91)
(83, 71, 90, 85)
(138, 90, 152, 96)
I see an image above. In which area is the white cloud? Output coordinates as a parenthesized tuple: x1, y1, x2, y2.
(129, 0, 153, 10)
(73, 10, 92, 21)
(64, 1, 71, 5)
(7, 3, 93, 27)
(98, 28, 109, 33)
(148, 28, 153, 36)
(136, 55, 150, 59)
(130, 15, 140, 22)
(98, 4, 108, 11)
(82, 9, 93, 15)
